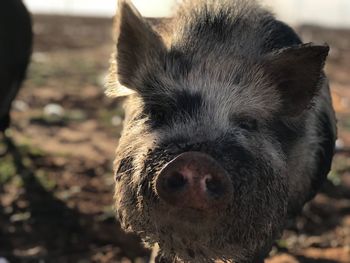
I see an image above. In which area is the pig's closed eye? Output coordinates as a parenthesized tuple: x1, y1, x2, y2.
(145, 106, 171, 128)
(232, 117, 258, 131)
(154, 111, 168, 123)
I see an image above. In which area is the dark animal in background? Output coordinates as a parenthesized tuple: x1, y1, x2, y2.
(107, 0, 336, 262)
(0, 0, 32, 132)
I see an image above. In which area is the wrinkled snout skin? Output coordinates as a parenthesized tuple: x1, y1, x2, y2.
(108, 0, 337, 262)
(0, 0, 32, 132)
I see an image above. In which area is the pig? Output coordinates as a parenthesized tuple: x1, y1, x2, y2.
(106, 0, 336, 262)
(0, 0, 32, 132)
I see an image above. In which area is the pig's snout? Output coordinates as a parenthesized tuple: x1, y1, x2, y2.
(155, 152, 233, 211)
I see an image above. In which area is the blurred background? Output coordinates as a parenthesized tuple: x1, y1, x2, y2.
(0, 0, 350, 262)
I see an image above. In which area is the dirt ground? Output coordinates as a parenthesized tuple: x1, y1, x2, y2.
(0, 15, 350, 263)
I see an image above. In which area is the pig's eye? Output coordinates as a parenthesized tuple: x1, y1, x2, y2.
(234, 117, 258, 131)
(145, 106, 170, 128)
(153, 110, 168, 123)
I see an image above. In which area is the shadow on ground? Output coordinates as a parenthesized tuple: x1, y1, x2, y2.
(0, 136, 148, 263)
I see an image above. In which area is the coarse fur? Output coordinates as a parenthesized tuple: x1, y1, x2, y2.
(107, 0, 336, 262)
(0, 0, 32, 132)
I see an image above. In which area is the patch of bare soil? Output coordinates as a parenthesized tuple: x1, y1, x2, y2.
(0, 16, 349, 263)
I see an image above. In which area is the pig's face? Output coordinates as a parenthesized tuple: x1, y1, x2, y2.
(117, 130, 288, 262)
(109, 1, 329, 262)
(114, 88, 289, 262)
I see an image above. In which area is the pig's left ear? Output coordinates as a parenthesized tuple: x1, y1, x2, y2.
(264, 43, 329, 116)
(107, 0, 166, 97)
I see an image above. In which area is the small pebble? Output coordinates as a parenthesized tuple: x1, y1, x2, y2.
(13, 100, 29, 112)
(111, 115, 123, 126)
(336, 139, 345, 150)
(43, 103, 65, 117)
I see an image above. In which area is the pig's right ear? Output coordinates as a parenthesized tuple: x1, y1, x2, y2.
(264, 43, 329, 116)
(107, 0, 166, 97)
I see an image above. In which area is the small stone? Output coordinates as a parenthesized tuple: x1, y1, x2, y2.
(111, 115, 123, 126)
(335, 139, 345, 150)
(13, 100, 29, 112)
(43, 103, 65, 117)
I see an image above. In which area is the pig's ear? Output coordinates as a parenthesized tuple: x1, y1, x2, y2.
(110, 0, 166, 95)
(264, 43, 329, 116)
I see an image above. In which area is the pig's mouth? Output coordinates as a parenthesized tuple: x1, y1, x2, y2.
(146, 204, 267, 263)
(143, 156, 287, 262)
(146, 186, 287, 263)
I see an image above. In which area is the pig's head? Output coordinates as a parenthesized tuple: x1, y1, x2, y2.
(108, 1, 329, 262)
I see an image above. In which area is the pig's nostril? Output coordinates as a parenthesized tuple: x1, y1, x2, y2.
(167, 172, 187, 191)
(156, 152, 232, 209)
(205, 177, 223, 197)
